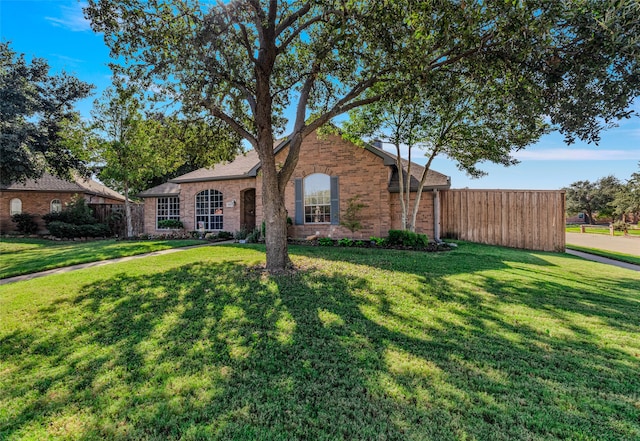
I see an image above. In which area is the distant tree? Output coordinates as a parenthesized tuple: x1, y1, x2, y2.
(86, 0, 640, 272)
(612, 163, 640, 222)
(564, 176, 622, 224)
(0, 42, 93, 186)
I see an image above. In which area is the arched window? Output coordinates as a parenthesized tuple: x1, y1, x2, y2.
(10, 198, 22, 216)
(195, 189, 223, 230)
(304, 173, 331, 223)
(50, 199, 62, 213)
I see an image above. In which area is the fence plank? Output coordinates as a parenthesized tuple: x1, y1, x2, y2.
(440, 189, 565, 252)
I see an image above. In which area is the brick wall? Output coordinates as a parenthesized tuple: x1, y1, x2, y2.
(256, 132, 437, 239)
(143, 178, 255, 234)
(0, 191, 78, 234)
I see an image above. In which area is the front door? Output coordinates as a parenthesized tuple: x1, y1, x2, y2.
(241, 189, 256, 231)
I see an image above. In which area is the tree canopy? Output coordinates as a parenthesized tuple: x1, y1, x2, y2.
(564, 176, 622, 224)
(0, 42, 94, 186)
(85, 0, 640, 271)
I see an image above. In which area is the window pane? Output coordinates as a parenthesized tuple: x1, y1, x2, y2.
(303, 174, 331, 224)
(194, 190, 223, 230)
(50, 199, 62, 213)
(10, 198, 22, 215)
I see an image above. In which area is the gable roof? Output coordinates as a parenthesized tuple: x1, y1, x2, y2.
(0, 173, 126, 201)
(139, 133, 450, 195)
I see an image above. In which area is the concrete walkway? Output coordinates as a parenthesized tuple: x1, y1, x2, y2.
(566, 232, 640, 255)
(0, 241, 234, 286)
(565, 232, 640, 272)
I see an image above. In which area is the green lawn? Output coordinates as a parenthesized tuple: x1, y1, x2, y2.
(566, 244, 640, 266)
(1, 243, 639, 440)
(566, 226, 640, 236)
(0, 238, 204, 279)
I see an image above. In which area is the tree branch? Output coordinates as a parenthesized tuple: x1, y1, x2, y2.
(200, 100, 257, 148)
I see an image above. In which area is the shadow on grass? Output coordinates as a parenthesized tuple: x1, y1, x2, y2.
(1, 247, 639, 439)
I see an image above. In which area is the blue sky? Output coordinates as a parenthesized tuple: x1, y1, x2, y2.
(2, 0, 639, 190)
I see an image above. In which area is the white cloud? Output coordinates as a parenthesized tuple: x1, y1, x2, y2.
(514, 148, 640, 161)
(45, 2, 91, 32)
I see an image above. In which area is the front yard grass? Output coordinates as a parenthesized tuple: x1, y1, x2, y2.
(0, 238, 204, 279)
(566, 243, 640, 266)
(1, 243, 639, 440)
(566, 226, 640, 236)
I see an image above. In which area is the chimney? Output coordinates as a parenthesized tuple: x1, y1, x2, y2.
(371, 139, 383, 149)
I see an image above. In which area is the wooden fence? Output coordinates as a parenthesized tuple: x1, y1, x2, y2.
(89, 203, 144, 237)
(440, 189, 565, 252)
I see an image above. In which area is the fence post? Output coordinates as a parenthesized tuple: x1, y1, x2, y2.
(609, 224, 614, 236)
(580, 225, 585, 233)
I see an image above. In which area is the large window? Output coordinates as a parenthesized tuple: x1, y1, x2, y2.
(156, 197, 180, 229)
(10, 198, 22, 215)
(50, 199, 62, 213)
(195, 189, 223, 230)
(304, 173, 331, 223)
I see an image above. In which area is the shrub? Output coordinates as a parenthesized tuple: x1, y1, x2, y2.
(234, 228, 250, 240)
(338, 237, 354, 247)
(158, 219, 184, 229)
(105, 209, 125, 236)
(369, 236, 386, 246)
(355, 240, 365, 247)
(318, 237, 334, 246)
(612, 220, 630, 232)
(246, 228, 261, 243)
(340, 195, 367, 233)
(387, 229, 429, 247)
(217, 231, 234, 240)
(47, 221, 109, 238)
(42, 197, 98, 226)
(11, 213, 39, 234)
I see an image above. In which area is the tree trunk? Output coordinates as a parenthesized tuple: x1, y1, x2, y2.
(124, 182, 133, 238)
(261, 159, 291, 272)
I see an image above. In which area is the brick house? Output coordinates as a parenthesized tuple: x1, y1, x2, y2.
(138, 132, 451, 239)
(0, 173, 126, 234)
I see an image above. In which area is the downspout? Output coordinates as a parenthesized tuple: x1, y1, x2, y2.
(433, 189, 441, 243)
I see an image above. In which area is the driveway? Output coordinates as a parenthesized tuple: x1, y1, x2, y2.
(566, 232, 640, 256)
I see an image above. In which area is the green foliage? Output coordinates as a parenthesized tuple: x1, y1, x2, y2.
(339, 195, 368, 233)
(157, 219, 184, 229)
(246, 228, 262, 243)
(42, 197, 98, 226)
(47, 221, 110, 239)
(216, 231, 234, 240)
(387, 229, 429, 247)
(369, 236, 387, 247)
(318, 237, 335, 246)
(234, 228, 250, 240)
(11, 213, 39, 235)
(612, 220, 629, 232)
(0, 42, 94, 186)
(564, 176, 623, 224)
(338, 237, 354, 247)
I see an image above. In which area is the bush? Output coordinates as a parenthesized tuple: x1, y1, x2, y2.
(369, 236, 386, 246)
(246, 228, 261, 243)
(612, 220, 630, 232)
(47, 221, 109, 238)
(338, 237, 354, 247)
(318, 237, 334, 246)
(234, 228, 250, 240)
(158, 219, 184, 229)
(217, 231, 234, 240)
(42, 197, 97, 226)
(387, 229, 429, 247)
(11, 213, 39, 234)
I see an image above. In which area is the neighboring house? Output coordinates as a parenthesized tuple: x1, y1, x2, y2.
(139, 132, 451, 239)
(0, 173, 126, 234)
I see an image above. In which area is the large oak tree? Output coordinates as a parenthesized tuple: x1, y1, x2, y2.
(85, 0, 640, 272)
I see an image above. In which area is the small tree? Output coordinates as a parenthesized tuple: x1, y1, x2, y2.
(340, 195, 368, 234)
